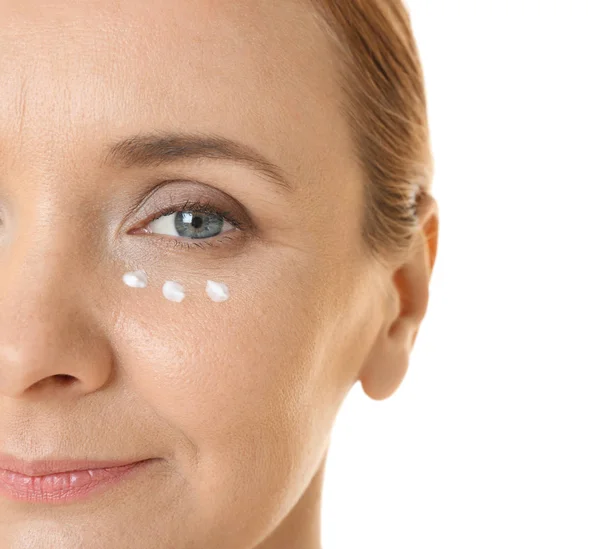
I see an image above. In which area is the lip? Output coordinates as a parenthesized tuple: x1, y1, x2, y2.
(0, 455, 157, 504)
(0, 455, 150, 477)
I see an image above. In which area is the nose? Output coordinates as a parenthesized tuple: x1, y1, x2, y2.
(0, 244, 115, 400)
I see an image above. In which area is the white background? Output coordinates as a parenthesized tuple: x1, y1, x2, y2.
(322, 1, 600, 547)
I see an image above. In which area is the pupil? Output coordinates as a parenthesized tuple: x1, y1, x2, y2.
(191, 215, 204, 229)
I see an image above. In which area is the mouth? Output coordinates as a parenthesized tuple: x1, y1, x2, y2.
(0, 456, 159, 505)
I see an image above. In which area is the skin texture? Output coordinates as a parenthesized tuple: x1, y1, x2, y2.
(0, 1, 439, 548)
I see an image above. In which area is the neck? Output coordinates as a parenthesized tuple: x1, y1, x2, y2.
(257, 451, 328, 549)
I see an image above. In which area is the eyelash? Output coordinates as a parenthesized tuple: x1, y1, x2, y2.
(139, 198, 246, 251)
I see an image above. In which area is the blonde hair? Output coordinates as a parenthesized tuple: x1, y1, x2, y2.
(309, 0, 433, 262)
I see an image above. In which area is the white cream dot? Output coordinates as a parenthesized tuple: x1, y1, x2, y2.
(206, 280, 230, 302)
(163, 281, 186, 303)
(123, 270, 148, 288)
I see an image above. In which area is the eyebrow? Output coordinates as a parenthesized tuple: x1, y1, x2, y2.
(100, 131, 293, 192)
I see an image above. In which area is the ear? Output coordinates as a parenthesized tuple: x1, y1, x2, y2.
(359, 193, 439, 401)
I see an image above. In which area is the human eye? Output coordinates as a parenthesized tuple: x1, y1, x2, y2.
(129, 197, 245, 251)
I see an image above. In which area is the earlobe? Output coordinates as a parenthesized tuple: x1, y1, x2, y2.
(358, 193, 439, 401)
(359, 322, 412, 401)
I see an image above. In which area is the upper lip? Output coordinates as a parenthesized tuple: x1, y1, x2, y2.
(0, 454, 148, 477)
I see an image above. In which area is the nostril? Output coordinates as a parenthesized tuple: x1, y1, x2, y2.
(28, 374, 78, 394)
(54, 374, 77, 386)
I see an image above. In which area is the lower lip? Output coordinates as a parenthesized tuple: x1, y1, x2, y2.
(0, 460, 155, 504)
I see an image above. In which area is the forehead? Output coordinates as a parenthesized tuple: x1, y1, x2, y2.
(0, 0, 351, 192)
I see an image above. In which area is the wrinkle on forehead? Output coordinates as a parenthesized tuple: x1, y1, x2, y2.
(0, 0, 339, 122)
(0, 0, 351, 196)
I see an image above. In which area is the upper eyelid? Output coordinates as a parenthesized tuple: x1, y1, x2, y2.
(144, 201, 241, 228)
(126, 181, 251, 228)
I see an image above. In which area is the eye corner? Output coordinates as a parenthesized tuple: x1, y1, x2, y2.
(126, 225, 151, 236)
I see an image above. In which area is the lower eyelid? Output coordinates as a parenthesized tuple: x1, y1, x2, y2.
(152, 230, 242, 253)
(141, 221, 241, 247)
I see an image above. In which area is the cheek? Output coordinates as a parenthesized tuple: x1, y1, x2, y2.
(113, 262, 326, 429)
(107, 250, 340, 539)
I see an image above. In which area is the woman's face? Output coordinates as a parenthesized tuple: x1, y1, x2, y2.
(0, 1, 391, 547)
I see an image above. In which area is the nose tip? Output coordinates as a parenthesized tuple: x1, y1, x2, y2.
(0, 285, 115, 400)
(0, 319, 115, 399)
